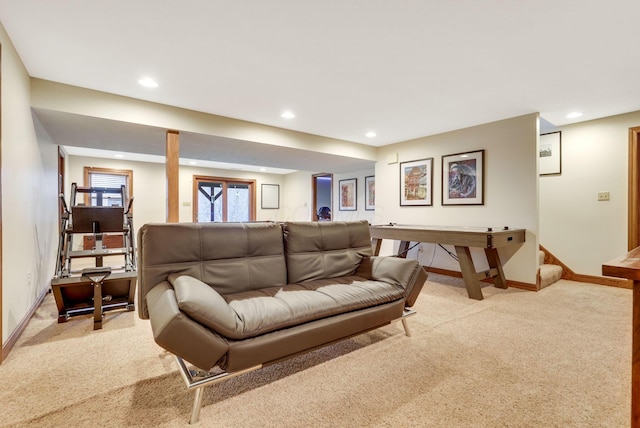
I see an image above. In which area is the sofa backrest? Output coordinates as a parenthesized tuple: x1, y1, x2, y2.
(137, 221, 286, 319)
(284, 220, 373, 283)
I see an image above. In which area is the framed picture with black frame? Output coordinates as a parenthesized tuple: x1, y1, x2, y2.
(365, 176, 375, 210)
(442, 149, 484, 205)
(261, 184, 280, 209)
(339, 178, 357, 211)
(539, 131, 561, 175)
(400, 158, 433, 206)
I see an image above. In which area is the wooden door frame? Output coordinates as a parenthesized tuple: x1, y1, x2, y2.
(192, 175, 256, 222)
(629, 126, 640, 250)
(58, 147, 65, 232)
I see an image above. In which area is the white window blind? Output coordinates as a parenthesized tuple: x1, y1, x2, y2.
(88, 172, 128, 207)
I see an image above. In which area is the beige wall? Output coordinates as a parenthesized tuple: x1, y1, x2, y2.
(66, 156, 290, 230)
(282, 171, 314, 221)
(1, 25, 58, 344)
(540, 110, 640, 276)
(280, 169, 377, 223)
(332, 169, 376, 223)
(67, 159, 379, 226)
(376, 113, 540, 285)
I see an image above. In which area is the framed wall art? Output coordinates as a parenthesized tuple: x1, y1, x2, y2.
(339, 178, 357, 211)
(400, 158, 433, 206)
(365, 175, 375, 210)
(442, 149, 484, 205)
(539, 131, 561, 175)
(261, 184, 280, 209)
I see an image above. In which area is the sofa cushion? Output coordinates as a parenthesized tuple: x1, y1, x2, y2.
(169, 274, 240, 338)
(224, 277, 405, 339)
(168, 273, 405, 340)
(284, 220, 373, 283)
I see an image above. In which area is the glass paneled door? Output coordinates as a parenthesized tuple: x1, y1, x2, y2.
(194, 176, 255, 222)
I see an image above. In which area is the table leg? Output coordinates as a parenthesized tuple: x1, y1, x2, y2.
(397, 241, 410, 259)
(93, 281, 103, 330)
(127, 277, 136, 311)
(455, 245, 484, 300)
(51, 284, 67, 323)
(371, 238, 382, 256)
(485, 247, 508, 289)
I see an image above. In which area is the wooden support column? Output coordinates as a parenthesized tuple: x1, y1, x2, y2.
(166, 130, 180, 223)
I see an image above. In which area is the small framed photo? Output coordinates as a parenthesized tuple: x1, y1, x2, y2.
(365, 176, 375, 210)
(339, 178, 357, 211)
(442, 149, 484, 205)
(539, 131, 561, 175)
(261, 184, 280, 209)
(400, 158, 433, 206)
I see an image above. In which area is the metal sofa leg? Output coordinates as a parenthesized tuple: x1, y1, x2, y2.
(190, 387, 205, 424)
(175, 356, 262, 424)
(400, 308, 417, 337)
(401, 318, 412, 337)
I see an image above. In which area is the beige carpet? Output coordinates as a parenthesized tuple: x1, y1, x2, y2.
(0, 274, 632, 427)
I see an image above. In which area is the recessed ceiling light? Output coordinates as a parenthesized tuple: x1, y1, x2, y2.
(138, 77, 158, 88)
(281, 111, 295, 119)
(566, 111, 583, 119)
(114, 154, 124, 158)
(365, 131, 377, 138)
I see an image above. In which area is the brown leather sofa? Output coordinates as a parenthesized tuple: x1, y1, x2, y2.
(138, 220, 426, 423)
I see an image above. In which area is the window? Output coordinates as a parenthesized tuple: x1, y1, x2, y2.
(193, 175, 255, 222)
(83, 167, 133, 207)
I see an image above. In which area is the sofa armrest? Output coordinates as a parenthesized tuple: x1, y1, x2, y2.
(168, 274, 240, 338)
(355, 256, 427, 307)
(146, 281, 229, 370)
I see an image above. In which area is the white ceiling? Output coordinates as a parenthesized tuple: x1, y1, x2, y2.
(2, 1, 640, 171)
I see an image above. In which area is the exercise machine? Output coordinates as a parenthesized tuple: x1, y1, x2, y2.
(51, 183, 137, 330)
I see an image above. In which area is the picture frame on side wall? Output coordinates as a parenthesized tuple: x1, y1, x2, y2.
(261, 184, 280, 209)
(539, 131, 561, 175)
(365, 176, 375, 210)
(400, 158, 433, 206)
(442, 149, 484, 205)
(339, 178, 357, 211)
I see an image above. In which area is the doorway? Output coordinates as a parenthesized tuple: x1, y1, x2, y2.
(193, 175, 256, 222)
(312, 173, 332, 221)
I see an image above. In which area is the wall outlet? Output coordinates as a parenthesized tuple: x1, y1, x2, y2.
(597, 191, 610, 201)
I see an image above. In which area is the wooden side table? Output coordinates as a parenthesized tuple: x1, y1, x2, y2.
(602, 248, 640, 428)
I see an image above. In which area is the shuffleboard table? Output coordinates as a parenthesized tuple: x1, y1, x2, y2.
(369, 224, 526, 300)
